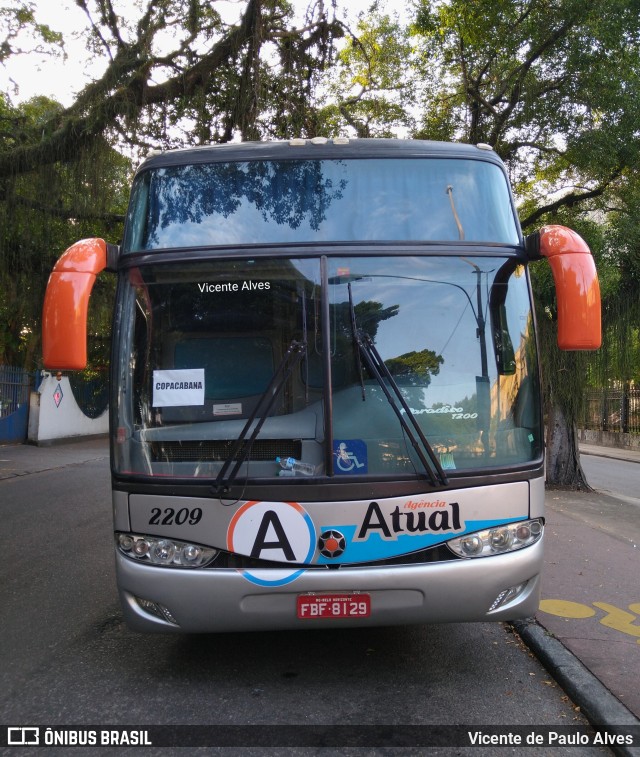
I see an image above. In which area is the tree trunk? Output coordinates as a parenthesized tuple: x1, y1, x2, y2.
(545, 401, 591, 489)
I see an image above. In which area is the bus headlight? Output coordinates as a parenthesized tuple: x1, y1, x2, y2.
(117, 533, 217, 568)
(446, 518, 543, 559)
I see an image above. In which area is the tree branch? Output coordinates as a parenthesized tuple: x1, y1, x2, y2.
(487, 18, 579, 145)
(0, 0, 263, 179)
(0, 189, 125, 225)
(75, 0, 116, 61)
(520, 176, 618, 229)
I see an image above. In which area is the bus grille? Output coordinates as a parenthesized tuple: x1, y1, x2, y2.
(209, 544, 459, 570)
(151, 439, 302, 462)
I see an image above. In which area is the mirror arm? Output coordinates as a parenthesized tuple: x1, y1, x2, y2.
(526, 225, 601, 350)
(42, 238, 114, 370)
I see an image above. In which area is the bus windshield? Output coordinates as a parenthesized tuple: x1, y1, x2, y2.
(123, 158, 519, 250)
(113, 255, 541, 480)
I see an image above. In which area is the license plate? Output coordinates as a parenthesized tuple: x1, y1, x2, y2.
(296, 593, 371, 619)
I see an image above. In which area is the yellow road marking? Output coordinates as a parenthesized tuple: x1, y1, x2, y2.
(539, 599, 640, 644)
(539, 599, 596, 618)
(592, 602, 640, 640)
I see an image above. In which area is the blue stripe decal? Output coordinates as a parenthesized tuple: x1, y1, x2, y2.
(315, 518, 522, 565)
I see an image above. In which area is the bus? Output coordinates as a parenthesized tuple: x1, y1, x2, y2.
(42, 138, 601, 632)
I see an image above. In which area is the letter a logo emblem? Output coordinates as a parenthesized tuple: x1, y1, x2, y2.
(226, 500, 316, 586)
(250, 510, 296, 561)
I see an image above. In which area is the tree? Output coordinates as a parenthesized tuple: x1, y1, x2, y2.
(316, 4, 416, 137)
(0, 1, 63, 68)
(409, 0, 640, 487)
(0, 93, 130, 366)
(588, 181, 640, 391)
(0, 0, 344, 368)
(385, 349, 443, 386)
(1, 0, 342, 170)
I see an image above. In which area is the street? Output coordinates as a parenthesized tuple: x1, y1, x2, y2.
(582, 454, 640, 504)
(0, 446, 621, 755)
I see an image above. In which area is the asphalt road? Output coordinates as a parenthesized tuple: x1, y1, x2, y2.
(0, 452, 610, 755)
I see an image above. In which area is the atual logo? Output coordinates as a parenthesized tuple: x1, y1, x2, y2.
(354, 500, 463, 541)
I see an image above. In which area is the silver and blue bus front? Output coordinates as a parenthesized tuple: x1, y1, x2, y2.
(111, 143, 545, 632)
(114, 480, 544, 632)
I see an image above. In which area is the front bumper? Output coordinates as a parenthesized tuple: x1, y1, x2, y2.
(116, 537, 542, 633)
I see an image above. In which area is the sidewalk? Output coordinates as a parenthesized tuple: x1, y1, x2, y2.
(1, 438, 639, 742)
(0, 437, 109, 480)
(580, 442, 640, 465)
(515, 442, 640, 747)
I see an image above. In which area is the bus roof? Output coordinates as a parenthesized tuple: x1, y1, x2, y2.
(136, 138, 505, 174)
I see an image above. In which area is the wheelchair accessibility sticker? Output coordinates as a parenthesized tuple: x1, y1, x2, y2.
(333, 440, 367, 474)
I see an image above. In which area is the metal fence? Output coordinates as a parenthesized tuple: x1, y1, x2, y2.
(0, 365, 33, 442)
(582, 387, 640, 434)
(68, 371, 109, 419)
(0, 365, 31, 418)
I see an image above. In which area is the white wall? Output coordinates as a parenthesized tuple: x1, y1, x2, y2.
(28, 373, 108, 444)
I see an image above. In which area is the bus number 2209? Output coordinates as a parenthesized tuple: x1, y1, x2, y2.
(149, 507, 203, 526)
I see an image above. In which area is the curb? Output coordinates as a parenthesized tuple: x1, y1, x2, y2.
(511, 618, 640, 757)
(27, 432, 109, 448)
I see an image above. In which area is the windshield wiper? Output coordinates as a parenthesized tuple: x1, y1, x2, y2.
(354, 327, 449, 487)
(345, 282, 447, 485)
(213, 339, 307, 496)
(446, 184, 465, 241)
